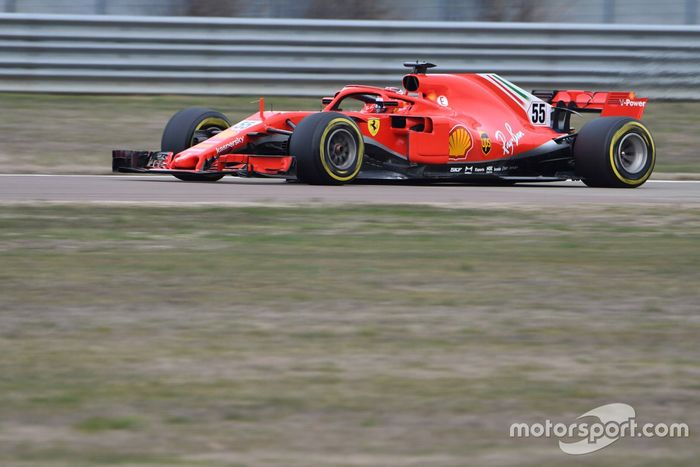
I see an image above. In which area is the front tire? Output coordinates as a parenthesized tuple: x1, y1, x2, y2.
(161, 107, 231, 182)
(574, 117, 655, 188)
(290, 112, 364, 185)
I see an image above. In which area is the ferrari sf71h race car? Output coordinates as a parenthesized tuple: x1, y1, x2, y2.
(113, 62, 655, 188)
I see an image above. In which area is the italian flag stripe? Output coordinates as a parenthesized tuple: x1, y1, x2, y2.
(480, 74, 526, 109)
(493, 75, 530, 101)
(492, 74, 531, 101)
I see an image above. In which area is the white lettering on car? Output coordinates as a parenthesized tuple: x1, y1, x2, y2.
(495, 123, 525, 156)
(216, 137, 245, 155)
(621, 99, 647, 108)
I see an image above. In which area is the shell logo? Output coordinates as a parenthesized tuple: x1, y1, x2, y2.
(448, 126, 473, 160)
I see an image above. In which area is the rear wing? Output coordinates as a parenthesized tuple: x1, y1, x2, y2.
(532, 90, 648, 120)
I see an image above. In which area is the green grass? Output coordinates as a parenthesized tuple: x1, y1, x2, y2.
(75, 416, 144, 433)
(0, 204, 698, 466)
(0, 93, 697, 174)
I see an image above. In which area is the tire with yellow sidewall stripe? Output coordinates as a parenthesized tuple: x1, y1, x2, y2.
(574, 117, 655, 188)
(290, 112, 364, 185)
(161, 107, 231, 182)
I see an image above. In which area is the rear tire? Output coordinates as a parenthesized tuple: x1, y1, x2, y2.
(290, 112, 364, 185)
(161, 107, 231, 182)
(574, 117, 655, 188)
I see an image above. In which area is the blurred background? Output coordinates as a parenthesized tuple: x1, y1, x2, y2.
(0, 0, 698, 23)
(1, 0, 699, 173)
(1, 0, 699, 98)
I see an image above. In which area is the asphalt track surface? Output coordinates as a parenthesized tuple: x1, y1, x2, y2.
(0, 174, 699, 207)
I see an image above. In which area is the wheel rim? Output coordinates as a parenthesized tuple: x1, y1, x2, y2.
(615, 133, 648, 175)
(325, 128, 357, 171)
(190, 118, 229, 147)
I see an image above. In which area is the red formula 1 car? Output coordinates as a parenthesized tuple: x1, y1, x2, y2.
(113, 62, 655, 188)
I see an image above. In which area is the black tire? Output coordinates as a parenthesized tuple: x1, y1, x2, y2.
(574, 117, 655, 188)
(161, 107, 231, 182)
(289, 112, 364, 185)
(168, 172, 226, 182)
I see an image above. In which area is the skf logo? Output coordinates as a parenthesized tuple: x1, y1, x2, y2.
(368, 118, 380, 137)
(480, 132, 492, 155)
(448, 126, 473, 161)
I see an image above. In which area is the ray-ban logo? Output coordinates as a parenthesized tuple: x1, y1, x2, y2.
(509, 403, 689, 455)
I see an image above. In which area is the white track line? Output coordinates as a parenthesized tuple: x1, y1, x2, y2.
(648, 180, 700, 183)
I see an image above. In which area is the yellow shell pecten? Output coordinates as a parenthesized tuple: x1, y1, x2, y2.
(449, 126, 473, 159)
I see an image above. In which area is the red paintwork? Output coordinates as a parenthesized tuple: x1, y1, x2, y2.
(551, 90, 648, 120)
(163, 73, 648, 176)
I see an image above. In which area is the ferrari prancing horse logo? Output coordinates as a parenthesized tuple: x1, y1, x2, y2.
(368, 118, 380, 137)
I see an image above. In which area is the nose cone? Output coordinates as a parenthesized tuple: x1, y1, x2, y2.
(170, 150, 201, 170)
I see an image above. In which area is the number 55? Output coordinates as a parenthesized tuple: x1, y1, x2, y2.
(528, 102, 551, 126)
